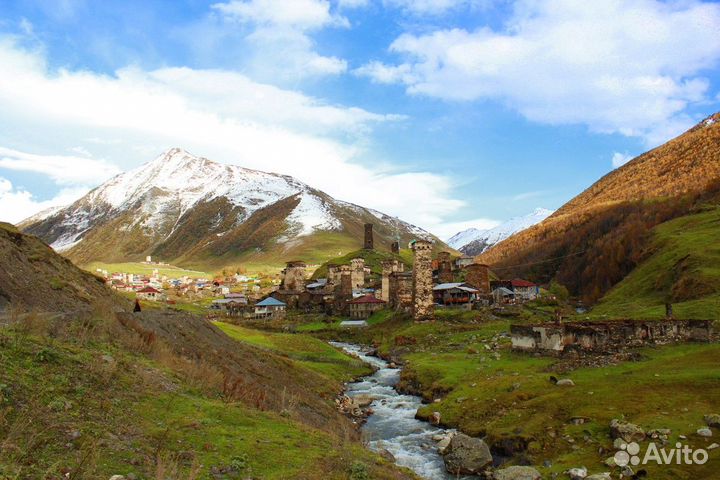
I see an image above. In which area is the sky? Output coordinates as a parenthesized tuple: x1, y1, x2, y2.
(0, 0, 719, 239)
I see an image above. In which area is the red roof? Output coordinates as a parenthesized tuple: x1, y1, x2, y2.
(138, 286, 160, 294)
(510, 278, 537, 288)
(348, 294, 386, 305)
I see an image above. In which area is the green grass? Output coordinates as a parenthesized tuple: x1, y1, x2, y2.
(593, 206, 720, 320)
(332, 311, 720, 479)
(311, 248, 412, 279)
(83, 261, 211, 279)
(0, 318, 409, 480)
(214, 322, 371, 382)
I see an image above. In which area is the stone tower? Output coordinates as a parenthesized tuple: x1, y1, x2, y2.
(411, 240, 434, 321)
(465, 263, 490, 295)
(437, 251, 453, 284)
(364, 223, 374, 250)
(281, 261, 307, 292)
(339, 265, 353, 297)
(350, 258, 366, 289)
(381, 259, 403, 302)
(391, 241, 400, 254)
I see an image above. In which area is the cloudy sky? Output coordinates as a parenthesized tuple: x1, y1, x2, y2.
(0, 0, 719, 238)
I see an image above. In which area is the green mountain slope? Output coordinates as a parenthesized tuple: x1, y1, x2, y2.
(592, 205, 720, 319)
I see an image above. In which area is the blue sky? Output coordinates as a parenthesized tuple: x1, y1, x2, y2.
(0, 0, 719, 238)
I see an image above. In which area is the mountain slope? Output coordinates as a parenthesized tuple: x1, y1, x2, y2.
(22, 148, 440, 271)
(592, 204, 720, 320)
(477, 112, 720, 303)
(0, 221, 125, 313)
(448, 208, 553, 256)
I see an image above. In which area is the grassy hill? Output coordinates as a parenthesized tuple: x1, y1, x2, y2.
(591, 205, 720, 319)
(479, 112, 720, 304)
(311, 248, 413, 279)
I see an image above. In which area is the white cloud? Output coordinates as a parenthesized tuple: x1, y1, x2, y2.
(211, 0, 349, 79)
(611, 151, 634, 169)
(359, 0, 720, 145)
(0, 177, 88, 224)
(0, 37, 464, 233)
(0, 147, 120, 185)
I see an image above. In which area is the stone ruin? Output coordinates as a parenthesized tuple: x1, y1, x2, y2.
(511, 319, 714, 355)
(364, 223, 374, 250)
(411, 239, 434, 322)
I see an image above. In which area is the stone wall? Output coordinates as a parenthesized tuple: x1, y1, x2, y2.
(511, 320, 714, 354)
(391, 241, 400, 254)
(389, 271, 412, 311)
(465, 263, 490, 295)
(281, 261, 306, 292)
(411, 240, 434, 321)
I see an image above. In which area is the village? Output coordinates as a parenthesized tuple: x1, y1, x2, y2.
(102, 223, 543, 324)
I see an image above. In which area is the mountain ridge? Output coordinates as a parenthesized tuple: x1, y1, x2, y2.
(22, 148, 441, 270)
(477, 112, 720, 303)
(448, 207, 553, 256)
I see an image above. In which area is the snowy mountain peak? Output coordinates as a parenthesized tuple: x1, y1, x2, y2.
(22, 148, 437, 258)
(448, 208, 554, 255)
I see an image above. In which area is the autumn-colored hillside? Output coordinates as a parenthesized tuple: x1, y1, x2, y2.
(479, 112, 720, 303)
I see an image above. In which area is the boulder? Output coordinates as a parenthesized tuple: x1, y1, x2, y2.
(585, 474, 612, 480)
(377, 448, 396, 462)
(442, 433, 493, 475)
(704, 414, 720, 428)
(556, 379, 575, 386)
(566, 467, 587, 479)
(352, 394, 375, 408)
(610, 419, 646, 442)
(429, 411, 442, 425)
(697, 427, 713, 438)
(493, 465, 542, 480)
(436, 432, 456, 454)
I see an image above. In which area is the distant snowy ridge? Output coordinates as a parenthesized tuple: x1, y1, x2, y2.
(448, 208, 554, 256)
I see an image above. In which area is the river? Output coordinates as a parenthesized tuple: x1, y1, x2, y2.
(331, 342, 463, 479)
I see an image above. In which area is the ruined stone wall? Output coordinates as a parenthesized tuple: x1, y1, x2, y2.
(364, 223, 374, 250)
(437, 251, 453, 284)
(465, 263, 490, 295)
(411, 240, 434, 321)
(511, 320, 714, 354)
(281, 261, 306, 292)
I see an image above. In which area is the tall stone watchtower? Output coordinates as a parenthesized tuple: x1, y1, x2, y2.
(364, 223, 374, 250)
(391, 241, 400, 254)
(350, 258, 366, 289)
(411, 240, 434, 321)
(437, 251, 453, 284)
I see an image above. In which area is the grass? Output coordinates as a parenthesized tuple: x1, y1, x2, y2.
(214, 322, 371, 382)
(306, 309, 720, 479)
(0, 313, 412, 480)
(311, 248, 412, 279)
(593, 206, 720, 320)
(83, 261, 211, 279)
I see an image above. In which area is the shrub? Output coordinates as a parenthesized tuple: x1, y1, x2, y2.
(349, 461, 370, 480)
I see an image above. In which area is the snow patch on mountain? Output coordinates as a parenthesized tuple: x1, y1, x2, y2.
(448, 208, 554, 254)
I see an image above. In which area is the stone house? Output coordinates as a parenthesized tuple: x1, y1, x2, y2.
(348, 294, 386, 319)
(137, 286, 163, 301)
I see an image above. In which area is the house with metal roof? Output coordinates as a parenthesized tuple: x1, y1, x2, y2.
(254, 297, 287, 319)
(432, 282, 479, 305)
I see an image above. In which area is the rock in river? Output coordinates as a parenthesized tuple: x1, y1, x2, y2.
(442, 433, 493, 475)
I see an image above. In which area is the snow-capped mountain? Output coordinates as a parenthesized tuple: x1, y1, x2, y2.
(22, 148, 438, 267)
(448, 208, 554, 256)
